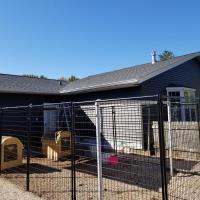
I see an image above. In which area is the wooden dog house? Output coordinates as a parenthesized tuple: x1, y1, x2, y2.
(42, 131, 71, 161)
(1, 136, 23, 171)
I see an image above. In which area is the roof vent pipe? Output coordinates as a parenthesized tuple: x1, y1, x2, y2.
(151, 50, 157, 64)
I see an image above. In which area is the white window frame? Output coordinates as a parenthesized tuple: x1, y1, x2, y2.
(43, 103, 60, 137)
(166, 87, 196, 121)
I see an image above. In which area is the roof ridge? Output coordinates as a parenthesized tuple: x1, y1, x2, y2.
(60, 51, 200, 94)
(69, 51, 200, 82)
(0, 72, 68, 83)
(138, 51, 200, 80)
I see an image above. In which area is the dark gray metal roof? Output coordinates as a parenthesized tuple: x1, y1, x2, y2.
(60, 52, 200, 94)
(0, 74, 67, 94)
(0, 52, 199, 95)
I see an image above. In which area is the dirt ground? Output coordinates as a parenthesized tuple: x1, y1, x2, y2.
(0, 178, 42, 200)
(0, 155, 200, 200)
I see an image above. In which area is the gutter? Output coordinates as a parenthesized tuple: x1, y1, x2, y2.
(59, 79, 139, 95)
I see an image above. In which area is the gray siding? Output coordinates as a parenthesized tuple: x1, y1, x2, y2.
(78, 100, 158, 151)
(79, 101, 144, 150)
(140, 58, 200, 96)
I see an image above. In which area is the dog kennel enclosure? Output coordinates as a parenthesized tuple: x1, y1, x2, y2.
(0, 95, 199, 200)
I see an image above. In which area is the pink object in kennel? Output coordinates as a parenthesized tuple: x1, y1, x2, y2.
(108, 155, 119, 166)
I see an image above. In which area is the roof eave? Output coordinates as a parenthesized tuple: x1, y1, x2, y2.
(60, 79, 139, 95)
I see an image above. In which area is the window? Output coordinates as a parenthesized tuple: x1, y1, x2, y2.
(168, 91, 181, 121)
(184, 90, 196, 121)
(43, 104, 59, 137)
(43, 103, 71, 137)
(166, 87, 197, 121)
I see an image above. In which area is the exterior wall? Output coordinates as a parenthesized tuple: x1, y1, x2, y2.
(0, 93, 61, 151)
(60, 87, 142, 102)
(0, 93, 61, 107)
(76, 99, 158, 153)
(79, 101, 144, 151)
(59, 87, 140, 102)
(140, 58, 200, 96)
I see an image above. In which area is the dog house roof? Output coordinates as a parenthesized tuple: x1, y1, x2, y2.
(2, 136, 23, 145)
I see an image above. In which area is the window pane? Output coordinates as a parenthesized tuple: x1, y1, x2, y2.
(171, 105, 182, 121)
(185, 106, 190, 121)
(191, 107, 197, 121)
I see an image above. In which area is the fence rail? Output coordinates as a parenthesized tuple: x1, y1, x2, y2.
(0, 95, 199, 200)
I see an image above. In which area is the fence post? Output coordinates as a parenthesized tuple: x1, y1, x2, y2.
(196, 101, 200, 154)
(167, 99, 173, 177)
(95, 100, 103, 200)
(70, 102, 76, 200)
(0, 108, 3, 174)
(112, 106, 117, 154)
(157, 95, 168, 200)
(147, 107, 151, 151)
(26, 104, 32, 191)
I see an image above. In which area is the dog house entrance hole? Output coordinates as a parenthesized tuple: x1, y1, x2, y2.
(4, 144, 17, 162)
(61, 137, 70, 151)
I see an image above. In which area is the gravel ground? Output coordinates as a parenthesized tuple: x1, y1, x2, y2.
(1, 155, 200, 200)
(0, 178, 42, 200)
(1, 157, 162, 200)
(2, 156, 161, 200)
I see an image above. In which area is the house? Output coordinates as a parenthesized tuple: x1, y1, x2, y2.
(60, 52, 200, 102)
(0, 74, 70, 107)
(0, 51, 200, 151)
(0, 52, 199, 106)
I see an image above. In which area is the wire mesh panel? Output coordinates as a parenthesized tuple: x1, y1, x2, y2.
(97, 97, 163, 200)
(161, 98, 200, 200)
(74, 102, 98, 200)
(0, 95, 199, 200)
(72, 96, 165, 200)
(0, 103, 74, 200)
(0, 107, 28, 192)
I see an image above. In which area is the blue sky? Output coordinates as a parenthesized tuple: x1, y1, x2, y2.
(0, 0, 199, 79)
